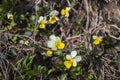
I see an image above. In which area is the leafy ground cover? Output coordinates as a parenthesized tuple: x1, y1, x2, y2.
(0, 0, 120, 80)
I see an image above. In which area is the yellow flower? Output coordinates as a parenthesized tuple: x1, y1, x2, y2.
(7, 13, 13, 19)
(47, 34, 65, 50)
(38, 16, 47, 29)
(46, 50, 53, 56)
(42, 50, 53, 56)
(64, 51, 82, 69)
(93, 36, 102, 45)
(61, 7, 71, 17)
(49, 10, 59, 24)
(49, 16, 59, 24)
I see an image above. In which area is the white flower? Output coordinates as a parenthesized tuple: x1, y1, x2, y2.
(47, 34, 65, 50)
(38, 16, 47, 29)
(64, 51, 82, 69)
(49, 10, 59, 24)
(38, 16, 47, 23)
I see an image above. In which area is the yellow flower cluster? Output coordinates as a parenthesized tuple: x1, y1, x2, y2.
(38, 7, 71, 29)
(38, 7, 83, 70)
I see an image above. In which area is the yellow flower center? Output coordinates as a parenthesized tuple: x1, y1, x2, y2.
(46, 50, 53, 56)
(61, 9, 69, 16)
(49, 16, 57, 24)
(64, 59, 73, 69)
(39, 21, 45, 29)
(93, 38, 102, 45)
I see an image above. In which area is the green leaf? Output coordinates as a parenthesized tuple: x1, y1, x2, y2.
(10, 20, 15, 27)
(48, 69, 55, 75)
(88, 74, 93, 80)
(27, 55, 35, 67)
(96, 51, 103, 58)
(30, 15, 35, 21)
(60, 73, 67, 80)
(0, 8, 3, 12)
(20, 14, 25, 20)
(54, 50, 63, 56)
(11, 35, 18, 42)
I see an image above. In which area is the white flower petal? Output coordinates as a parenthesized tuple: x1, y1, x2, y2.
(65, 13, 69, 17)
(42, 52, 45, 55)
(55, 17, 59, 21)
(73, 60, 77, 67)
(66, 55, 72, 60)
(66, 7, 71, 11)
(43, 16, 47, 21)
(93, 36, 97, 40)
(74, 56, 82, 62)
(38, 16, 47, 23)
(99, 36, 103, 39)
(47, 40, 55, 48)
(71, 51, 77, 58)
(50, 10, 59, 16)
(56, 37, 61, 41)
(38, 16, 44, 22)
(49, 35, 56, 41)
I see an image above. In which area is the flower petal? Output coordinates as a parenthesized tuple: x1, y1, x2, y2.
(46, 50, 53, 56)
(66, 55, 72, 60)
(49, 35, 56, 41)
(56, 37, 61, 41)
(65, 13, 69, 17)
(50, 10, 59, 16)
(66, 7, 71, 11)
(93, 36, 97, 40)
(57, 42, 65, 49)
(38, 16, 44, 23)
(55, 17, 59, 20)
(71, 51, 77, 58)
(74, 56, 82, 62)
(47, 40, 55, 48)
(72, 60, 77, 67)
(61, 9, 66, 16)
(64, 60, 72, 69)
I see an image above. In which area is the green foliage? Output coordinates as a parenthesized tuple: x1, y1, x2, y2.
(11, 34, 18, 42)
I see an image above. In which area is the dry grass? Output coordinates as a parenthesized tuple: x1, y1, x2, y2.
(0, 0, 120, 79)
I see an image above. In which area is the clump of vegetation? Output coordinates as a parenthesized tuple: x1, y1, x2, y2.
(0, 0, 120, 80)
